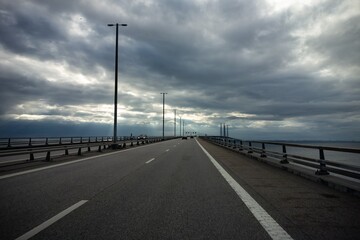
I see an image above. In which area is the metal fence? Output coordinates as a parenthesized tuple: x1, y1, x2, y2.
(0, 136, 138, 149)
(201, 136, 360, 180)
(0, 136, 178, 163)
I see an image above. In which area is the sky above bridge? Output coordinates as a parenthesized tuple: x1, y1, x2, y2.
(0, 0, 359, 140)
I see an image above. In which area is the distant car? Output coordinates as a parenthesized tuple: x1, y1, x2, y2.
(137, 134, 148, 140)
(182, 136, 187, 140)
(190, 136, 194, 138)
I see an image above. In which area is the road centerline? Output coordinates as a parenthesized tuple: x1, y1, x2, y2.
(145, 158, 155, 164)
(195, 139, 293, 240)
(15, 200, 88, 240)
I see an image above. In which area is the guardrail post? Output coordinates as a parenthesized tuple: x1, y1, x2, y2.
(95, 137, 98, 142)
(315, 148, 330, 175)
(45, 138, 48, 146)
(45, 151, 51, 161)
(80, 137, 83, 143)
(65, 149, 69, 155)
(248, 142, 253, 153)
(123, 142, 126, 148)
(71, 137, 73, 144)
(260, 143, 267, 158)
(78, 147, 82, 155)
(87, 146, 91, 152)
(7, 138, 11, 147)
(280, 145, 289, 164)
(29, 138, 32, 147)
(88, 137, 91, 143)
(239, 140, 243, 151)
(98, 145, 102, 152)
(30, 153, 34, 161)
(131, 141, 134, 147)
(59, 137, 62, 145)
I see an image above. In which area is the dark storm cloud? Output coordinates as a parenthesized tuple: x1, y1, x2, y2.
(0, 0, 359, 140)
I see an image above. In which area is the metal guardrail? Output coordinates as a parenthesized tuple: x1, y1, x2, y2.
(0, 136, 139, 149)
(0, 136, 178, 163)
(201, 136, 360, 180)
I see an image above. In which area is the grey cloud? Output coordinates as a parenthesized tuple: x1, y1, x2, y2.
(0, 0, 359, 140)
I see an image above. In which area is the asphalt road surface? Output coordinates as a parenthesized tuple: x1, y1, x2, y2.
(0, 138, 358, 239)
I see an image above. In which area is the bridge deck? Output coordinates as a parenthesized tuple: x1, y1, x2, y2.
(0, 138, 359, 240)
(199, 138, 360, 240)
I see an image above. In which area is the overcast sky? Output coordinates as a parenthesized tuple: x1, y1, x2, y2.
(0, 0, 359, 140)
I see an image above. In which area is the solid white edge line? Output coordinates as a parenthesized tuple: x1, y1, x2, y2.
(146, 158, 155, 164)
(0, 140, 169, 180)
(15, 200, 88, 240)
(195, 139, 293, 240)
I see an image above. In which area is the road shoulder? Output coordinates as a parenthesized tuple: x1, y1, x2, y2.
(197, 138, 360, 240)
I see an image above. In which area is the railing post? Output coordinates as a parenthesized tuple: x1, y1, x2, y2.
(71, 137, 73, 144)
(78, 147, 82, 155)
(98, 145, 102, 152)
(45, 138, 48, 146)
(315, 148, 329, 175)
(248, 142, 253, 153)
(7, 138, 11, 148)
(59, 137, 62, 145)
(260, 143, 267, 158)
(80, 137, 83, 143)
(239, 140, 243, 151)
(233, 139, 236, 149)
(280, 145, 289, 164)
(45, 151, 51, 161)
(65, 149, 69, 155)
(30, 152, 34, 161)
(29, 138, 32, 147)
(88, 137, 91, 143)
(96, 137, 98, 142)
(87, 146, 91, 152)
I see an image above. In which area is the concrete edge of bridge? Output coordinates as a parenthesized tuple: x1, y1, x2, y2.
(200, 138, 360, 198)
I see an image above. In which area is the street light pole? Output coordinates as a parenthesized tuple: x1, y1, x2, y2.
(183, 120, 185, 136)
(108, 23, 127, 147)
(174, 109, 176, 137)
(160, 93, 167, 140)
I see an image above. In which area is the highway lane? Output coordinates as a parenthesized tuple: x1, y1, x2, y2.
(1, 138, 286, 239)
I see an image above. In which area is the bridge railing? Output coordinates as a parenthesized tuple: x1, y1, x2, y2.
(0, 136, 147, 149)
(201, 136, 360, 180)
(0, 136, 178, 163)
